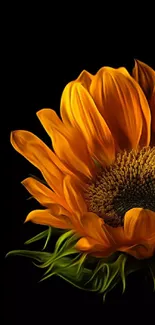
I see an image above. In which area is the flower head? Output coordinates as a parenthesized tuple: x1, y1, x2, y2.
(9, 60, 155, 299)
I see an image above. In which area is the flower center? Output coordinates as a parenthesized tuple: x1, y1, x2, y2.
(84, 147, 155, 227)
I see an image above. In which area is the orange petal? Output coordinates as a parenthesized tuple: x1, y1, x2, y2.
(61, 82, 115, 166)
(132, 60, 155, 101)
(25, 209, 72, 229)
(10, 130, 66, 196)
(60, 81, 75, 126)
(150, 87, 155, 146)
(37, 108, 68, 139)
(124, 208, 155, 242)
(60, 70, 94, 125)
(132, 61, 155, 147)
(80, 212, 115, 246)
(48, 203, 73, 219)
(49, 129, 95, 180)
(119, 242, 155, 259)
(90, 67, 151, 150)
(76, 70, 94, 90)
(104, 224, 125, 245)
(75, 236, 114, 257)
(150, 87, 155, 131)
(63, 175, 87, 226)
(75, 237, 99, 250)
(22, 177, 70, 211)
(37, 109, 96, 180)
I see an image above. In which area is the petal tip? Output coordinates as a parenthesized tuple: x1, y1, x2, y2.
(24, 216, 29, 223)
(36, 108, 51, 117)
(10, 130, 20, 147)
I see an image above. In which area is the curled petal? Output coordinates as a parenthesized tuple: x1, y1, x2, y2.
(119, 242, 155, 259)
(80, 212, 115, 246)
(76, 69, 94, 90)
(124, 208, 155, 242)
(22, 177, 70, 211)
(60, 81, 75, 126)
(150, 87, 155, 131)
(75, 236, 114, 257)
(76, 237, 100, 250)
(132, 60, 155, 101)
(25, 209, 72, 229)
(132, 60, 155, 147)
(61, 82, 115, 166)
(63, 175, 87, 227)
(60, 70, 94, 125)
(104, 224, 125, 245)
(90, 67, 151, 149)
(10, 130, 69, 196)
(37, 109, 69, 139)
(150, 87, 155, 146)
(49, 129, 95, 180)
(48, 203, 72, 219)
(37, 109, 96, 180)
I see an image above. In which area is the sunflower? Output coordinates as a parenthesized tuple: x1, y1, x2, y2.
(9, 60, 155, 298)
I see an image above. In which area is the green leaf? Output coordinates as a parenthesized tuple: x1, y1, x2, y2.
(42, 227, 52, 250)
(119, 254, 128, 293)
(6, 250, 52, 263)
(24, 226, 65, 250)
(77, 253, 87, 273)
(54, 230, 75, 254)
(7, 227, 155, 302)
(43, 247, 78, 276)
(24, 229, 49, 245)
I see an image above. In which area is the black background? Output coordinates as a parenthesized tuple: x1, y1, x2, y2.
(3, 16, 155, 323)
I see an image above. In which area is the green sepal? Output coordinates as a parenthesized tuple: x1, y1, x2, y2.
(43, 227, 52, 250)
(6, 250, 52, 263)
(24, 226, 65, 250)
(24, 229, 50, 247)
(6, 229, 155, 301)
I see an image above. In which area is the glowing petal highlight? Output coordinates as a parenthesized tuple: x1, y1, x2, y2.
(25, 209, 72, 229)
(90, 67, 151, 149)
(37, 109, 96, 180)
(11, 130, 65, 196)
(22, 177, 70, 211)
(132, 60, 155, 101)
(124, 208, 155, 241)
